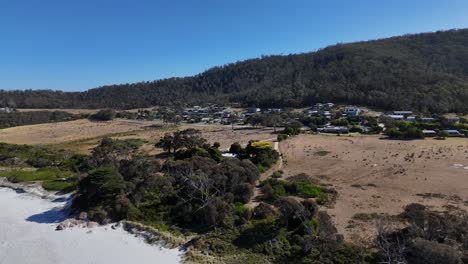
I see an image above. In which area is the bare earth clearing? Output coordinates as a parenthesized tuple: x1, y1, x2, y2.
(280, 134, 468, 243)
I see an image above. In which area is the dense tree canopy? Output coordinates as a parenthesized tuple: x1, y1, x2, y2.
(1, 29, 468, 113)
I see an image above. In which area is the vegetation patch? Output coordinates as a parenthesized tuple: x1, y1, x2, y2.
(314, 150, 331, 156)
(1, 167, 71, 183)
(41, 179, 76, 193)
(0, 111, 81, 129)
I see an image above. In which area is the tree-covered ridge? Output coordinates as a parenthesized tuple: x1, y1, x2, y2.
(2, 29, 468, 112)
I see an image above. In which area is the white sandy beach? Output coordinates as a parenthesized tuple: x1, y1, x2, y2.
(0, 187, 182, 264)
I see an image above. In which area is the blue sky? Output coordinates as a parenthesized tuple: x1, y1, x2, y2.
(1, 0, 468, 91)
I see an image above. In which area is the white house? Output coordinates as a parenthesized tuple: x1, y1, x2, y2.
(388, 115, 404, 120)
(344, 108, 361, 116)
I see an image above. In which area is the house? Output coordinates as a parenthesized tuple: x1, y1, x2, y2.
(443, 130, 463, 137)
(222, 153, 237, 158)
(247, 107, 261, 113)
(265, 108, 283, 113)
(421, 117, 435, 122)
(344, 108, 361, 116)
(325, 102, 334, 108)
(321, 111, 332, 119)
(0, 107, 12, 113)
(304, 110, 319, 116)
(446, 117, 460, 123)
(314, 103, 324, 109)
(388, 115, 404, 120)
(407, 116, 417, 122)
(392, 111, 413, 117)
(422, 130, 437, 137)
(317, 126, 348, 133)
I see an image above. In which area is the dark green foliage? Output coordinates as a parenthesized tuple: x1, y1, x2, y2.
(0, 111, 79, 129)
(229, 142, 242, 154)
(406, 238, 463, 264)
(330, 119, 349, 127)
(155, 129, 207, 154)
(244, 141, 280, 170)
(89, 137, 144, 168)
(89, 109, 116, 121)
(262, 175, 323, 201)
(42, 178, 76, 193)
(375, 203, 468, 264)
(2, 29, 468, 113)
(282, 127, 301, 136)
(72, 167, 131, 222)
(253, 203, 277, 220)
(349, 126, 364, 133)
(385, 121, 424, 139)
(0, 142, 81, 171)
(261, 179, 287, 201)
(277, 134, 288, 142)
(174, 145, 222, 162)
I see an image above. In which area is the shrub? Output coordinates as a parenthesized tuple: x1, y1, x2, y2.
(271, 170, 283, 179)
(90, 109, 116, 121)
(261, 179, 287, 201)
(330, 119, 349, 127)
(283, 127, 301, 136)
(296, 182, 322, 198)
(406, 238, 463, 264)
(229, 142, 243, 154)
(253, 203, 277, 219)
(42, 179, 75, 193)
(349, 126, 363, 133)
(277, 134, 288, 142)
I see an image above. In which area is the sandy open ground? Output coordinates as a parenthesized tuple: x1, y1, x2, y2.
(0, 120, 276, 155)
(280, 134, 468, 242)
(0, 187, 181, 264)
(0, 119, 163, 145)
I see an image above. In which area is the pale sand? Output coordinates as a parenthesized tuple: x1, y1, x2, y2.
(0, 187, 181, 264)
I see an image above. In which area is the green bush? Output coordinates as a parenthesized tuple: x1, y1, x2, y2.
(282, 127, 301, 136)
(2, 167, 71, 183)
(277, 134, 288, 142)
(42, 179, 75, 193)
(349, 126, 364, 133)
(89, 109, 116, 121)
(296, 182, 322, 198)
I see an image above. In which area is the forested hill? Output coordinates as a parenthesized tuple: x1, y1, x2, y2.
(2, 29, 468, 113)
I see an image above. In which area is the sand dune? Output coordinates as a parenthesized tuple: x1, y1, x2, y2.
(0, 187, 181, 264)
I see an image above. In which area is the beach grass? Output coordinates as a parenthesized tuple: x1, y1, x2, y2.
(0, 167, 71, 183)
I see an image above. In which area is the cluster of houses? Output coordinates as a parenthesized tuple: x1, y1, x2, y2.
(180, 105, 287, 124)
(156, 102, 466, 138)
(0, 107, 13, 113)
(301, 104, 465, 137)
(303, 103, 363, 134)
(182, 105, 237, 124)
(383, 111, 463, 137)
(303, 102, 335, 117)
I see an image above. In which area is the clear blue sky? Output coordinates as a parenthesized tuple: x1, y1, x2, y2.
(1, 0, 468, 91)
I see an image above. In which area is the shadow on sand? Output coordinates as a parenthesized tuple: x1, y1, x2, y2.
(26, 197, 72, 224)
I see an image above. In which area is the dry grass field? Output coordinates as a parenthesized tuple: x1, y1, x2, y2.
(280, 134, 468, 243)
(0, 119, 276, 154)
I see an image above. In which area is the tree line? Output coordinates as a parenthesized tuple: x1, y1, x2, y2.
(1, 29, 468, 113)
